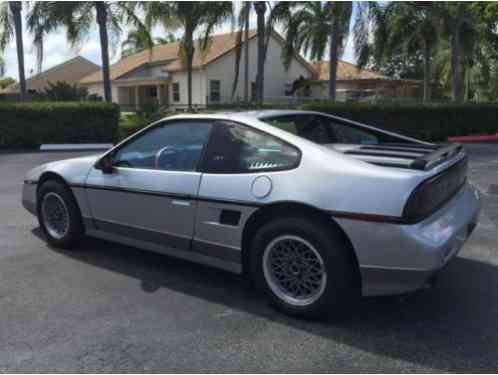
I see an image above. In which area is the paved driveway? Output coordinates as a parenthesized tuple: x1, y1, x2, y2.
(0, 146, 497, 372)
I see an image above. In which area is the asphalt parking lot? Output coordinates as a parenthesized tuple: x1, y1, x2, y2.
(0, 145, 497, 372)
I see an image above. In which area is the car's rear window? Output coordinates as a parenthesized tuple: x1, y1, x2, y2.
(262, 114, 379, 145)
(262, 114, 408, 145)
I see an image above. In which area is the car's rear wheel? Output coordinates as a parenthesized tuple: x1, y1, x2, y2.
(37, 180, 84, 249)
(250, 217, 358, 319)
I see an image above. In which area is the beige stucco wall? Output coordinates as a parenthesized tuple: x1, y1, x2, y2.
(205, 35, 313, 103)
(168, 69, 207, 108)
(83, 34, 313, 108)
(84, 83, 119, 102)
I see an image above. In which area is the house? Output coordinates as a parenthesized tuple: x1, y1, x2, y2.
(309, 60, 422, 101)
(79, 30, 316, 110)
(1, 56, 100, 95)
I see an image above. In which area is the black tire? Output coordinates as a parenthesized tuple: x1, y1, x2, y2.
(37, 180, 84, 249)
(250, 216, 359, 319)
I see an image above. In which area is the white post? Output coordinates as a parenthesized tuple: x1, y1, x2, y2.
(135, 86, 140, 110)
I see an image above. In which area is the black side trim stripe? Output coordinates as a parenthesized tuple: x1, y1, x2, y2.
(196, 196, 264, 208)
(326, 210, 407, 224)
(24, 180, 38, 185)
(70, 183, 264, 208)
(192, 239, 241, 263)
(90, 218, 241, 263)
(73, 183, 409, 224)
(71, 183, 192, 200)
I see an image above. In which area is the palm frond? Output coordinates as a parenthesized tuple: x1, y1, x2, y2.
(0, 2, 14, 52)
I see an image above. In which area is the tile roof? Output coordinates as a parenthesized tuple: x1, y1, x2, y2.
(2, 56, 100, 93)
(80, 29, 259, 84)
(311, 60, 386, 81)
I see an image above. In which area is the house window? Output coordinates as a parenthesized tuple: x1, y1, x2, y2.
(148, 87, 157, 98)
(172, 82, 180, 102)
(210, 80, 221, 102)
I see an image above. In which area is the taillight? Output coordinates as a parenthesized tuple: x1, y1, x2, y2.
(403, 158, 467, 222)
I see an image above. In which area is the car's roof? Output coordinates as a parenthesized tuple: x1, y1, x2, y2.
(165, 109, 316, 122)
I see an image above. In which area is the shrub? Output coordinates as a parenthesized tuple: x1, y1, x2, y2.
(33, 81, 103, 102)
(119, 113, 150, 140)
(299, 102, 498, 141)
(0, 102, 120, 149)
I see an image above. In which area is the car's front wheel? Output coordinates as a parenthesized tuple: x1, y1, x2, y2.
(37, 180, 84, 249)
(250, 217, 358, 319)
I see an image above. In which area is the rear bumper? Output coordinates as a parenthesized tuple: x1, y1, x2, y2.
(22, 180, 38, 216)
(336, 183, 481, 296)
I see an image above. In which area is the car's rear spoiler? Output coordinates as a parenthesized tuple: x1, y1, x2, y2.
(343, 143, 464, 170)
(410, 143, 464, 170)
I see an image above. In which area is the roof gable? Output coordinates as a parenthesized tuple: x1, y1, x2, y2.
(80, 30, 260, 84)
(3, 56, 100, 93)
(80, 29, 316, 84)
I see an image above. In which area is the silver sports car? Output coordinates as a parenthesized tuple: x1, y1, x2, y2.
(22, 110, 481, 318)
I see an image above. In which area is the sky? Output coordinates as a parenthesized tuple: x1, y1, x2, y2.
(1, 5, 356, 81)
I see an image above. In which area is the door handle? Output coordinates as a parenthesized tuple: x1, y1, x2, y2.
(171, 200, 191, 207)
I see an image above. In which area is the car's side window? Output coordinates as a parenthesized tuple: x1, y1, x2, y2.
(316, 115, 379, 144)
(265, 115, 335, 144)
(112, 121, 212, 171)
(202, 122, 300, 173)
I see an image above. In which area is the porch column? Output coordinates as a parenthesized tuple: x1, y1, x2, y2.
(157, 84, 162, 106)
(135, 86, 140, 110)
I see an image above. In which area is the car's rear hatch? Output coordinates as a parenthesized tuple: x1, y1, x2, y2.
(329, 142, 468, 222)
(329, 142, 464, 171)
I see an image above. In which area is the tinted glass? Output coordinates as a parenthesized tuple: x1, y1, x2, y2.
(112, 121, 212, 171)
(203, 122, 300, 173)
(265, 115, 379, 144)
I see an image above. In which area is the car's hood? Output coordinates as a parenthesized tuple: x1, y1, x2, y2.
(25, 154, 102, 185)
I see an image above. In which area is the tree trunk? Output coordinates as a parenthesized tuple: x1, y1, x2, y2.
(244, 12, 250, 104)
(185, 27, 194, 111)
(450, 31, 462, 102)
(10, 2, 26, 101)
(422, 43, 431, 102)
(254, 2, 266, 107)
(96, 2, 112, 103)
(328, 15, 340, 101)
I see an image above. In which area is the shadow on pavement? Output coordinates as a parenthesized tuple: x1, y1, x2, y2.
(33, 227, 498, 372)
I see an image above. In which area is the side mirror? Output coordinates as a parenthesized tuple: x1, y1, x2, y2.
(96, 155, 114, 174)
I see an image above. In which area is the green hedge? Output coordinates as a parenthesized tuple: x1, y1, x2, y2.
(299, 102, 498, 141)
(118, 113, 152, 141)
(0, 102, 120, 149)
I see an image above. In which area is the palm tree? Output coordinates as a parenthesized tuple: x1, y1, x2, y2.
(0, 55, 5, 76)
(433, 2, 478, 102)
(121, 28, 177, 58)
(0, 1, 27, 101)
(231, 1, 252, 103)
(283, 2, 352, 101)
(253, 1, 266, 106)
(141, 2, 233, 111)
(155, 33, 178, 45)
(356, 2, 438, 102)
(121, 28, 152, 58)
(28, 2, 125, 103)
(232, 1, 293, 105)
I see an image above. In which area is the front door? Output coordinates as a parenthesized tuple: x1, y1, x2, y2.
(85, 120, 213, 250)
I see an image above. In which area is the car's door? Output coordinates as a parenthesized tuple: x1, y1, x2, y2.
(85, 120, 213, 250)
(193, 121, 301, 264)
